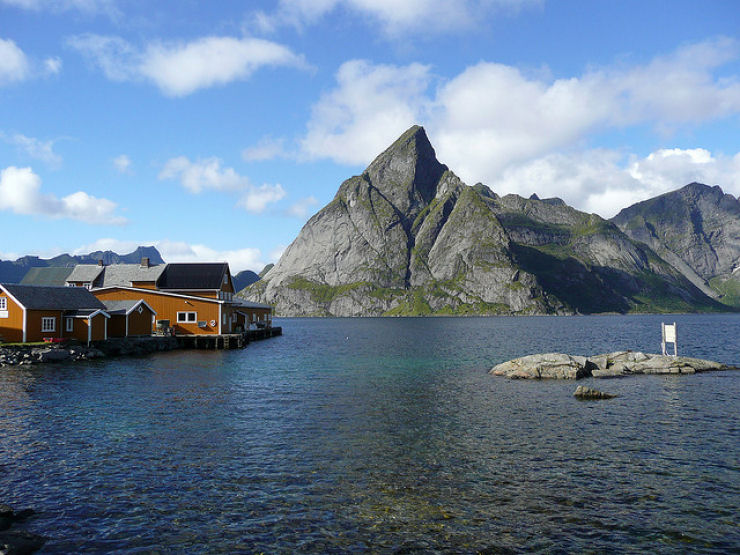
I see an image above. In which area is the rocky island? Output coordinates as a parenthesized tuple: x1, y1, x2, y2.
(490, 351, 737, 379)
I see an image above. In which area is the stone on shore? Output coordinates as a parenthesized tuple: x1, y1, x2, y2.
(490, 353, 591, 380)
(0, 504, 45, 554)
(574, 386, 616, 399)
(490, 351, 735, 380)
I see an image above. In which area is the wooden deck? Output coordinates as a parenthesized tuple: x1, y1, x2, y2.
(176, 326, 282, 350)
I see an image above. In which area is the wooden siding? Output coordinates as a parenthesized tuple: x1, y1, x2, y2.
(129, 305, 155, 335)
(26, 310, 64, 342)
(90, 313, 107, 341)
(94, 288, 222, 335)
(0, 292, 24, 342)
(108, 315, 126, 338)
(130, 281, 157, 290)
(63, 315, 88, 342)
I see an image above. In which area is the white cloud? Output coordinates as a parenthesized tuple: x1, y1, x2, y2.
(0, 166, 126, 224)
(75, 238, 267, 273)
(0, 38, 30, 84)
(242, 136, 289, 161)
(68, 34, 307, 96)
(299, 39, 740, 197)
(2, 133, 63, 167)
(159, 156, 287, 213)
(301, 59, 432, 164)
(253, 0, 539, 36)
(490, 147, 740, 218)
(112, 154, 131, 174)
(158, 156, 250, 193)
(1, 0, 119, 17)
(286, 196, 318, 218)
(44, 56, 62, 75)
(238, 183, 287, 213)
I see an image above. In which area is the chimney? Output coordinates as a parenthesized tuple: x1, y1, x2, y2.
(141, 257, 150, 268)
(97, 259, 104, 266)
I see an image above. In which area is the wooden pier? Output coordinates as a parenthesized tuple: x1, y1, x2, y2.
(176, 326, 282, 350)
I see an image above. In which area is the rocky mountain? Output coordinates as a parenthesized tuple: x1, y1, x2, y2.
(612, 184, 740, 307)
(233, 270, 260, 293)
(242, 126, 725, 316)
(0, 246, 164, 284)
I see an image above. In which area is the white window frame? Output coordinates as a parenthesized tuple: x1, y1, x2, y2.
(65, 317, 74, 332)
(42, 317, 56, 332)
(177, 311, 197, 323)
(0, 297, 6, 310)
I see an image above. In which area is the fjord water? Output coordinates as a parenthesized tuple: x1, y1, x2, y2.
(1, 315, 739, 553)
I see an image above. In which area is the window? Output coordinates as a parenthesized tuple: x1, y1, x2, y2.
(223, 274, 228, 284)
(177, 312, 197, 323)
(0, 297, 6, 310)
(223, 314, 227, 325)
(137, 305, 144, 314)
(65, 318, 73, 332)
(42, 317, 56, 332)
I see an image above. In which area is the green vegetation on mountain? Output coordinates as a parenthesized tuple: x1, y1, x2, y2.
(241, 126, 733, 317)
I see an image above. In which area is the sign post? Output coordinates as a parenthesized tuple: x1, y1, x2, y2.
(661, 322, 677, 357)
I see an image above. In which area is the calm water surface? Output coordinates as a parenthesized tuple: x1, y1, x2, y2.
(1, 314, 739, 553)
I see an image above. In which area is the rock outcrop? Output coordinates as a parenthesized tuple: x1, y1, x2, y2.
(0, 504, 46, 554)
(243, 126, 725, 316)
(612, 183, 740, 307)
(573, 386, 616, 399)
(490, 351, 735, 379)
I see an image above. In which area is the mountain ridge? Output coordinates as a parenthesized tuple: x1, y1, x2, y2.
(0, 246, 165, 284)
(242, 126, 728, 316)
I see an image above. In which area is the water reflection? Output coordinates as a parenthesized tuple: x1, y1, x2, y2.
(0, 314, 738, 552)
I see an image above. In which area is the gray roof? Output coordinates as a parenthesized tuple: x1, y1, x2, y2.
(234, 299, 272, 310)
(98, 264, 166, 288)
(20, 267, 74, 286)
(1, 284, 106, 310)
(66, 264, 104, 283)
(101, 300, 142, 315)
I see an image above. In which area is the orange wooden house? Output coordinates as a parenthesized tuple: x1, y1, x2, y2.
(66, 260, 272, 336)
(0, 284, 109, 344)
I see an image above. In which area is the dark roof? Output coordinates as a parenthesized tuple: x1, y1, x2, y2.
(20, 267, 74, 286)
(157, 263, 229, 290)
(1, 284, 106, 310)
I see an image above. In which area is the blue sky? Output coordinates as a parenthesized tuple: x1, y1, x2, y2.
(1, 0, 739, 272)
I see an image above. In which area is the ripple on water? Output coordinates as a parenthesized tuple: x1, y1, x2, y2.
(0, 314, 739, 552)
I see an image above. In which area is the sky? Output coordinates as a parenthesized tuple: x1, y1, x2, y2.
(1, 0, 739, 273)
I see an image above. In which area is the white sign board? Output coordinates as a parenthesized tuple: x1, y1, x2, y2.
(664, 324, 676, 343)
(662, 322, 678, 356)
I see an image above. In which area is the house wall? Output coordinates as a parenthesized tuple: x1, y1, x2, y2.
(0, 292, 24, 342)
(108, 315, 126, 338)
(26, 310, 64, 342)
(128, 306, 154, 335)
(90, 313, 107, 341)
(94, 288, 221, 335)
(63, 316, 89, 342)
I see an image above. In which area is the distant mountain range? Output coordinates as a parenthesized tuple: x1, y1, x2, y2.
(0, 246, 267, 293)
(242, 125, 739, 316)
(0, 246, 165, 284)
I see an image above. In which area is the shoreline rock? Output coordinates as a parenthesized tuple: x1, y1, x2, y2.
(0, 504, 46, 554)
(574, 385, 616, 399)
(0, 337, 180, 369)
(490, 351, 736, 380)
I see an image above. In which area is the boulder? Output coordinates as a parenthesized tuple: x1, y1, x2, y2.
(490, 353, 590, 379)
(574, 386, 616, 399)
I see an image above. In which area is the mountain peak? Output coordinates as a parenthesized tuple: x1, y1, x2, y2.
(363, 125, 447, 216)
